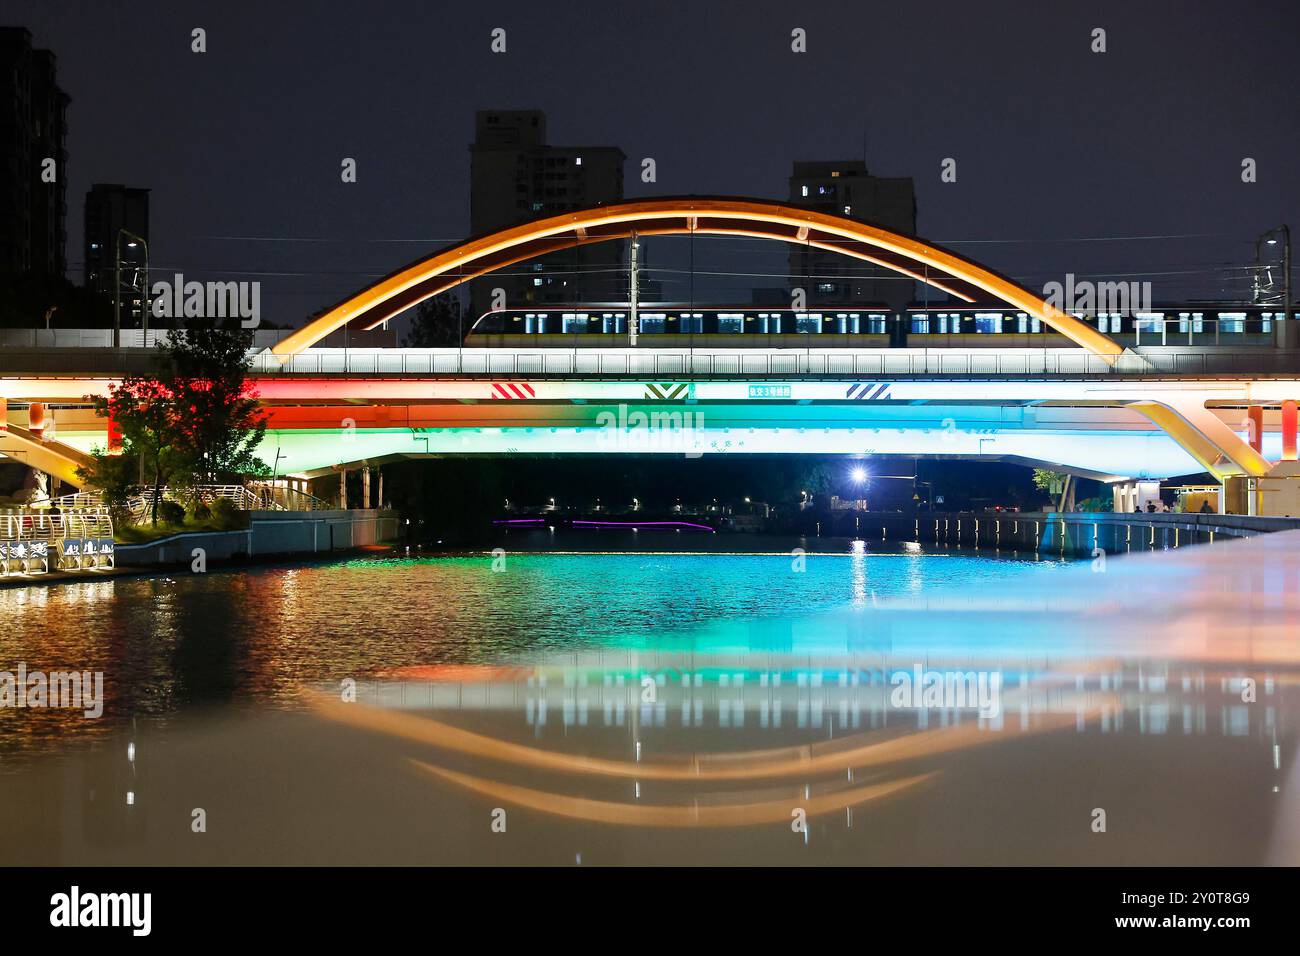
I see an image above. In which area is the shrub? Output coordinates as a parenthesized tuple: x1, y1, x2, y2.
(157, 500, 186, 525)
(188, 500, 212, 522)
(210, 496, 242, 529)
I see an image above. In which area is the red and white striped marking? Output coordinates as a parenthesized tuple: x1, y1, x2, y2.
(490, 382, 536, 400)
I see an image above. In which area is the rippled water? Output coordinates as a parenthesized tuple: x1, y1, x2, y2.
(2, 540, 1294, 866)
(0, 547, 1062, 746)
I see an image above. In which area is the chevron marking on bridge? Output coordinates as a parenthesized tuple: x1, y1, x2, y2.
(644, 383, 691, 400)
(845, 383, 892, 400)
(490, 382, 537, 400)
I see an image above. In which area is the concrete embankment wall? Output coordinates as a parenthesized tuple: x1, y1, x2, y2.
(116, 509, 399, 567)
(870, 511, 1300, 557)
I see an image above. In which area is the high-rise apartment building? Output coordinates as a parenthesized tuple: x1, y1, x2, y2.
(468, 110, 625, 321)
(787, 161, 916, 310)
(0, 27, 70, 281)
(84, 183, 150, 298)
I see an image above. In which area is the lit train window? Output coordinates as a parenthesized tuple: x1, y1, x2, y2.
(717, 313, 744, 333)
(562, 313, 591, 333)
(911, 313, 930, 334)
(794, 313, 821, 333)
(1218, 312, 1246, 333)
(1138, 312, 1165, 333)
(640, 313, 666, 333)
(974, 312, 1003, 334)
(1014, 312, 1041, 333)
(758, 312, 782, 334)
(1263, 312, 1274, 332)
(679, 313, 703, 333)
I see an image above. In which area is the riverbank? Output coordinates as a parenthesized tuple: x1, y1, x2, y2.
(8, 508, 1300, 588)
(0, 508, 400, 588)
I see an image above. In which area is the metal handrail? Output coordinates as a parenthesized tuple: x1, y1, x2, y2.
(122, 483, 330, 517)
(241, 346, 1300, 380)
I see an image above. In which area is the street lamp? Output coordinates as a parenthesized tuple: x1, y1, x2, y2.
(114, 229, 150, 348)
(1254, 225, 1292, 344)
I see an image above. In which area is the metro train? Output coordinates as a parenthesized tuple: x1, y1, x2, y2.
(464, 304, 1294, 349)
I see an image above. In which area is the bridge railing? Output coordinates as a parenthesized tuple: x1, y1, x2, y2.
(120, 483, 332, 518)
(244, 346, 1300, 379)
(0, 328, 292, 350)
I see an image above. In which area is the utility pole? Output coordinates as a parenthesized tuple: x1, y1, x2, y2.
(113, 238, 121, 349)
(1255, 225, 1292, 349)
(114, 229, 150, 347)
(628, 231, 639, 347)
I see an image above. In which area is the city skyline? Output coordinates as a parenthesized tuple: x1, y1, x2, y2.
(3, 0, 1298, 326)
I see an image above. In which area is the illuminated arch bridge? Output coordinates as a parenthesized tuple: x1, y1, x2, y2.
(271, 196, 1125, 361)
(1, 198, 1289, 491)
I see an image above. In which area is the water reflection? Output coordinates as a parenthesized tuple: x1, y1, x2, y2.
(0, 535, 1296, 864)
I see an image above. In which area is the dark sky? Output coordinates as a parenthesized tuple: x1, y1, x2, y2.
(9, 0, 1300, 324)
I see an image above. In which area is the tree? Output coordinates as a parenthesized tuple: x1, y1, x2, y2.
(164, 318, 270, 485)
(404, 293, 463, 347)
(84, 377, 184, 525)
(1031, 468, 1066, 494)
(76, 441, 141, 527)
(80, 317, 269, 525)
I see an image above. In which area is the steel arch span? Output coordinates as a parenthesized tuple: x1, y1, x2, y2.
(270, 197, 1126, 362)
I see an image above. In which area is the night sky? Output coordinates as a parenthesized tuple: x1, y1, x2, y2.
(9, 0, 1299, 324)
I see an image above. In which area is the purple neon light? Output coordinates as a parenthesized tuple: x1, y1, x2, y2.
(492, 518, 547, 525)
(572, 520, 715, 532)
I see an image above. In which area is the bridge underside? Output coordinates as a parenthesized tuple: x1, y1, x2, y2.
(3, 375, 1287, 488)
(33, 402, 1283, 484)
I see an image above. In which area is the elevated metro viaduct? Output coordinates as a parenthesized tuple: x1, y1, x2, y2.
(2, 197, 1298, 512)
(5, 368, 1296, 506)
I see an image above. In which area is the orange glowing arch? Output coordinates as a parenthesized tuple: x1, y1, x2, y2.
(272, 197, 1124, 362)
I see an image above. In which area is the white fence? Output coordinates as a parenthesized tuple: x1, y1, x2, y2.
(123, 483, 332, 519)
(0, 507, 115, 576)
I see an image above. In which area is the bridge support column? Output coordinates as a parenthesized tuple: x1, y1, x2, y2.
(1247, 405, 1264, 453)
(1282, 400, 1297, 461)
(377, 468, 384, 510)
(338, 468, 348, 509)
(362, 466, 371, 509)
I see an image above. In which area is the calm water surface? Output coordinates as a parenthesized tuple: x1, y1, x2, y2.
(1, 539, 1295, 866)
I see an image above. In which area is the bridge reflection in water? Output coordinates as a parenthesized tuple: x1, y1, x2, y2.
(0, 533, 1295, 865)
(306, 532, 1298, 864)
